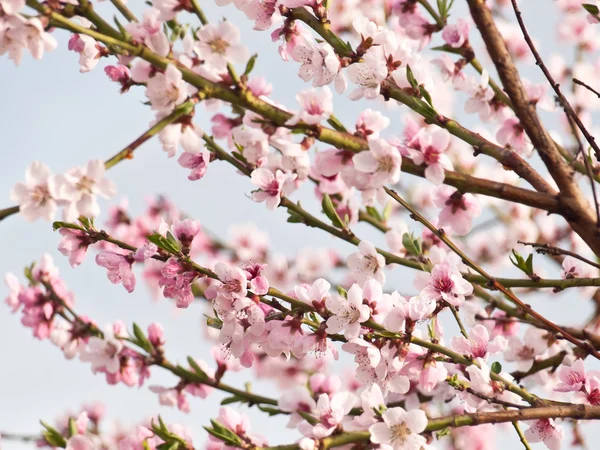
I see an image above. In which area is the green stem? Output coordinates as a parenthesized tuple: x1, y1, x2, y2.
(110, 0, 138, 22)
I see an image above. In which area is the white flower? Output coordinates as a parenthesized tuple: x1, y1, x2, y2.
(194, 22, 248, 71)
(353, 138, 402, 187)
(61, 160, 116, 220)
(369, 407, 428, 450)
(146, 64, 188, 112)
(347, 240, 386, 284)
(80, 326, 124, 374)
(325, 283, 371, 338)
(10, 161, 60, 221)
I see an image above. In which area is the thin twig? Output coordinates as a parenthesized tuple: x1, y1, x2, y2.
(510, 0, 600, 162)
(519, 241, 600, 271)
(573, 78, 600, 99)
(385, 187, 600, 360)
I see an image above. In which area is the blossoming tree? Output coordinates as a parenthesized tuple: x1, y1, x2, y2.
(5, 0, 600, 449)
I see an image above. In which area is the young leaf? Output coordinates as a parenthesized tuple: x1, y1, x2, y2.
(321, 194, 346, 229)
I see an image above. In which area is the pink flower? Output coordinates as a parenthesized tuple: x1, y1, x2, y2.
(232, 127, 269, 166)
(561, 256, 593, 279)
(241, 263, 269, 295)
(58, 228, 95, 267)
(158, 117, 204, 157)
(262, 315, 304, 358)
(124, 8, 170, 56)
(555, 358, 586, 392)
(455, 71, 494, 120)
(368, 407, 428, 450)
(355, 109, 390, 139)
(145, 64, 188, 112)
(353, 139, 402, 188)
(286, 87, 333, 126)
(496, 117, 532, 156)
(347, 241, 386, 284)
(209, 407, 267, 449)
(442, 19, 470, 48)
(298, 392, 356, 438)
(214, 262, 248, 300)
(524, 419, 564, 450)
(7, 17, 58, 65)
(178, 148, 211, 181)
(80, 325, 124, 374)
(450, 324, 507, 359)
(504, 328, 549, 371)
(347, 47, 388, 100)
(250, 168, 296, 210)
(68, 34, 102, 73)
(325, 283, 372, 338)
(104, 65, 131, 92)
(295, 278, 331, 313)
(65, 435, 94, 450)
(194, 22, 248, 72)
(278, 386, 317, 427)
(10, 161, 60, 221)
(434, 186, 481, 235)
(61, 160, 116, 221)
(0, 0, 24, 15)
(414, 262, 473, 307)
(172, 218, 202, 249)
(159, 257, 197, 308)
(292, 39, 343, 90)
(95, 251, 136, 293)
(411, 128, 453, 185)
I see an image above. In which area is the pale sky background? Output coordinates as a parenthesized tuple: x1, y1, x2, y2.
(1, 1, 597, 449)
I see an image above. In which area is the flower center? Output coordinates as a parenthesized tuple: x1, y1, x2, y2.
(208, 38, 230, 55)
(77, 176, 95, 193)
(31, 184, 51, 206)
(378, 155, 396, 173)
(390, 422, 410, 444)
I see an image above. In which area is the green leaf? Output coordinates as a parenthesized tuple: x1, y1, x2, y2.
(321, 194, 345, 228)
(205, 314, 223, 330)
(257, 405, 282, 416)
(436, 427, 452, 439)
(41, 422, 67, 448)
(421, 86, 434, 108)
(133, 323, 153, 353)
(68, 418, 78, 437)
(187, 356, 208, 378)
(583, 3, 600, 15)
(491, 361, 502, 374)
(221, 396, 243, 405)
(365, 206, 382, 222)
(402, 232, 422, 257)
(336, 286, 348, 298)
(244, 54, 258, 75)
(406, 65, 419, 90)
(509, 249, 535, 278)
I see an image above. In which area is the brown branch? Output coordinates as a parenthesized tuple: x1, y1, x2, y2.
(466, 0, 600, 255)
(509, 0, 600, 163)
(573, 78, 600, 99)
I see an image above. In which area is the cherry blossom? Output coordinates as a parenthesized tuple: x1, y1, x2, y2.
(451, 324, 507, 359)
(286, 87, 333, 126)
(61, 160, 116, 221)
(353, 138, 402, 187)
(80, 325, 124, 374)
(414, 262, 473, 307)
(11, 161, 60, 221)
(433, 186, 481, 235)
(145, 64, 189, 112)
(369, 407, 428, 450)
(325, 282, 372, 338)
(347, 240, 386, 284)
(194, 22, 249, 72)
(524, 419, 564, 450)
(250, 168, 296, 210)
